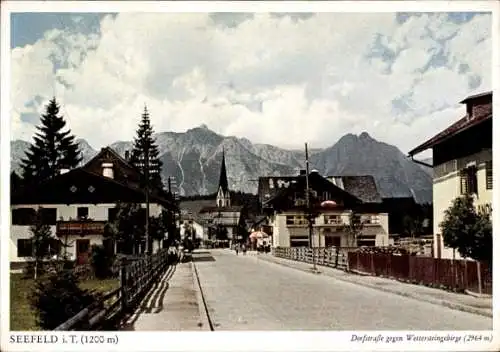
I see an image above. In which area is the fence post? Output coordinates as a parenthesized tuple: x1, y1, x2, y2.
(476, 261, 483, 295)
(120, 258, 128, 313)
(356, 251, 360, 271)
(370, 253, 375, 274)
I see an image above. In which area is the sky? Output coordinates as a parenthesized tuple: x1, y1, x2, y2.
(9, 10, 492, 157)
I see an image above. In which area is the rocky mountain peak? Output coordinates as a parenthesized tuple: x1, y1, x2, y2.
(10, 129, 432, 203)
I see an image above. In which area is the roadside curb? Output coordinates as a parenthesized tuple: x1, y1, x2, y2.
(257, 255, 493, 319)
(465, 289, 493, 299)
(190, 260, 213, 331)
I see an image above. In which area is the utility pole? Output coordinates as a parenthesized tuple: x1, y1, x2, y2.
(305, 143, 316, 271)
(145, 145, 150, 256)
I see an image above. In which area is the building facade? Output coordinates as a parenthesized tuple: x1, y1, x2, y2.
(409, 91, 492, 260)
(261, 171, 389, 248)
(10, 147, 177, 265)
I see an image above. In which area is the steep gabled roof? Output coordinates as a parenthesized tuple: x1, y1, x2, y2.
(408, 113, 492, 156)
(11, 168, 178, 210)
(409, 91, 492, 156)
(264, 172, 362, 211)
(327, 175, 382, 203)
(83, 146, 138, 173)
(259, 174, 382, 205)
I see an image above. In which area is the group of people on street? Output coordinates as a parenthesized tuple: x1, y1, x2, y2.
(234, 243, 247, 255)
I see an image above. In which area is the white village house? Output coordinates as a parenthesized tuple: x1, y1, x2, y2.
(409, 91, 492, 260)
(10, 147, 178, 267)
(260, 171, 390, 248)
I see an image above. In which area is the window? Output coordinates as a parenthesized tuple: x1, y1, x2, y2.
(324, 215, 342, 225)
(286, 215, 308, 226)
(108, 208, 118, 222)
(49, 239, 62, 256)
(361, 215, 380, 224)
(17, 239, 33, 257)
(460, 166, 478, 194)
(12, 208, 36, 225)
(322, 192, 331, 201)
(39, 208, 57, 225)
(12, 208, 56, 226)
(486, 161, 493, 190)
(357, 235, 376, 247)
(77, 207, 89, 219)
(290, 240, 308, 247)
(325, 236, 341, 248)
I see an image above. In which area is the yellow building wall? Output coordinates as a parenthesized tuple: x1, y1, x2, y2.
(433, 149, 492, 260)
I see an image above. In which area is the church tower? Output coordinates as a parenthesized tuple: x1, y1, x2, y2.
(216, 148, 231, 208)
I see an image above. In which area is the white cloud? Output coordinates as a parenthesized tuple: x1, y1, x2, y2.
(10, 12, 492, 156)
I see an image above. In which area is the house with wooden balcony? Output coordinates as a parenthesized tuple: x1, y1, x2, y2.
(260, 171, 389, 248)
(10, 147, 178, 267)
(408, 91, 492, 260)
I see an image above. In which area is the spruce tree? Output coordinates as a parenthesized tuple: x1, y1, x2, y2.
(10, 171, 22, 195)
(129, 106, 164, 190)
(20, 98, 81, 186)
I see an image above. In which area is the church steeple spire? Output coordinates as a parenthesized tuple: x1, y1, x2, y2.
(218, 147, 228, 193)
(216, 147, 230, 207)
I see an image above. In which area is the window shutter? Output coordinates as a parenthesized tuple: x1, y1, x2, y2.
(460, 171, 468, 194)
(486, 161, 493, 190)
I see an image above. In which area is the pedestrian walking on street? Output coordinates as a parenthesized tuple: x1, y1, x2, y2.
(242, 243, 247, 255)
(235, 243, 239, 255)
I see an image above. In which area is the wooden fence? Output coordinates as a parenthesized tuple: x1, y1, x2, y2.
(348, 252, 492, 295)
(272, 247, 355, 270)
(54, 248, 177, 331)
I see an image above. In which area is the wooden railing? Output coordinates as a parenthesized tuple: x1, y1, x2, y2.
(54, 248, 177, 331)
(272, 247, 356, 270)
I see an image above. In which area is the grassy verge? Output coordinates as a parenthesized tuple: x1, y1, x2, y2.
(10, 273, 119, 331)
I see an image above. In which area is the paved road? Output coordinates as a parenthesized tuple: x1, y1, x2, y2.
(193, 249, 492, 330)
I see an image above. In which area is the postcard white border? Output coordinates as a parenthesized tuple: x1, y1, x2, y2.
(1, 1, 499, 351)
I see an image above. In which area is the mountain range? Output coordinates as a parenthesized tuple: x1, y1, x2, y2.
(10, 125, 433, 203)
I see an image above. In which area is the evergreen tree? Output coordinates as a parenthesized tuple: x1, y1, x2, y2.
(129, 106, 163, 190)
(10, 171, 22, 195)
(20, 98, 81, 186)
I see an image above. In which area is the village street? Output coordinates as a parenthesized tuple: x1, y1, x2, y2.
(193, 249, 492, 331)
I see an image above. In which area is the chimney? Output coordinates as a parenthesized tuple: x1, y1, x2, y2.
(102, 163, 114, 179)
(125, 150, 130, 161)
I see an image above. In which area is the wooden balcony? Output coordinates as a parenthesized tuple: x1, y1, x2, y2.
(56, 221, 107, 236)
